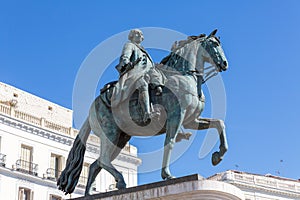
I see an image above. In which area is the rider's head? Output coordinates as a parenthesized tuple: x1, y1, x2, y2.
(128, 29, 144, 44)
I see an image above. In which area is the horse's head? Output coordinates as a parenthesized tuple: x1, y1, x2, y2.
(199, 29, 228, 72)
(159, 30, 228, 82)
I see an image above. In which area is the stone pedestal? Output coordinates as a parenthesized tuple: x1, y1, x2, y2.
(71, 174, 245, 200)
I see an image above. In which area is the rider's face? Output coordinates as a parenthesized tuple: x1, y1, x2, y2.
(132, 31, 144, 44)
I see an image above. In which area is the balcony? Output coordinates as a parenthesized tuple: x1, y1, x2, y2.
(16, 159, 38, 176)
(46, 168, 61, 181)
(0, 153, 6, 167)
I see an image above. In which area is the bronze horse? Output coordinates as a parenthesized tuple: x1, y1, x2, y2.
(57, 29, 229, 195)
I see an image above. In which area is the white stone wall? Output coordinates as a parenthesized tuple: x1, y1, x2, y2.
(0, 115, 83, 199)
(209, 170, 300, 200)
(0, 82, 73, 127)
(0, 82, 141, 199)
(0, 112, 141, 199)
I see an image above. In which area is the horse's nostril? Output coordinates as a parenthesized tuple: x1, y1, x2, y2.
(223, 61, 227, 67)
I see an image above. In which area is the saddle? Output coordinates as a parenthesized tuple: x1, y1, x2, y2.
(100, 81, 118, 108)
(100, 81, 118, 94)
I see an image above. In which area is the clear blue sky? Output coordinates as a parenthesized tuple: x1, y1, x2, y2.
(1, 0, 300, 185)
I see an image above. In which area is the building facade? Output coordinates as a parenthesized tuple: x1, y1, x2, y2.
(209, 170, 300, 200)
(0, 82, 141, 200)
(1, 82, 300, 200)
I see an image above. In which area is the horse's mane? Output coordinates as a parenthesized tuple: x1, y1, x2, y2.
(171, 33, 206, 52)
(160, 33, 206, 65)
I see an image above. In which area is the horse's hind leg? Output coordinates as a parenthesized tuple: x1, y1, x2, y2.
(98, 133, 128, 190)
(85, 160, 102, 196)
(184, 118, 228, 166)
(111, 132, 131, 161)
(85, 132, 131, 195)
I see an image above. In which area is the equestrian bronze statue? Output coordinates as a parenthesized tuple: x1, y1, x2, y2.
(57, 29, 229, 196)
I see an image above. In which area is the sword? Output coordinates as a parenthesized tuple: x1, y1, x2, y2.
(118, 57, 142, 77)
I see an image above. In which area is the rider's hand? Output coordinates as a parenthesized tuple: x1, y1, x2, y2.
(127, 62, 133, 68)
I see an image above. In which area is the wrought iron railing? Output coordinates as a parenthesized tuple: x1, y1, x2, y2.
(0, 153, 6, 167)
(16, 159, 38, 176)
(46, 168, 61, 180)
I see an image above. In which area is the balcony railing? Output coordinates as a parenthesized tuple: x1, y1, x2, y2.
(0, 153, 6, 167)
(46, 168, 61, 180)
(16, 159, 38, 176)
(0, 103, 75, 137)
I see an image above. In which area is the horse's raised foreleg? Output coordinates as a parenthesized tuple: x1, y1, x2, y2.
(184, 118, 228, 166)
(161, 111, 185, 180)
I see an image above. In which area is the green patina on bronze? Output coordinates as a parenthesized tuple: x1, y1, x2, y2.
(57, 29, 229, 196)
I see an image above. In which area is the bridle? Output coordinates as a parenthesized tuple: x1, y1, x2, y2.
(188, 37, 221, 84)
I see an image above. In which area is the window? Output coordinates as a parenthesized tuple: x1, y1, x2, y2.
(0, 136, 5, 167)
(18, 187, 33, 200)
(21, 145, 33, 162)
(20, 145, 33, 171)
(17, 144, 38, 175)
(78, 162, 89, 187)
(49, 194, 62, 200)
(48, 154, 64, 179)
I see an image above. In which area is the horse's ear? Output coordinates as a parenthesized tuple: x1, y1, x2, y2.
(208, 29, 218, 37)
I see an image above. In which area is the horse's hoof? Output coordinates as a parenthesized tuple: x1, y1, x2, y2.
(163, 175, 176, 180)
(116, 181, 126, 190)
(161, 171, 176, 180)
(212, 151, 223, 166)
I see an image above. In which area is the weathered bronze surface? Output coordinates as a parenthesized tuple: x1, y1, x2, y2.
(57, 29, 229, 196)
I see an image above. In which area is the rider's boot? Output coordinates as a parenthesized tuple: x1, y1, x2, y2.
(139, 90, 152, 123)
(139, 90, 160, 123)
(175, 132, 192, 142)
(155, 86, 162, 96)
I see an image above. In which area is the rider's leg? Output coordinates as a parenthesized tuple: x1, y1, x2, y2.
(138, 81, 152, 123)
(148, 67, 163, 96)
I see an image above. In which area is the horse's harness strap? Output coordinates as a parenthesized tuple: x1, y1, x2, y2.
(188, 65, 218, 84)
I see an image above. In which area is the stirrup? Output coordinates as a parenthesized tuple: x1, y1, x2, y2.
(143, 113, 151, 123)
(143, 111, 160, 123)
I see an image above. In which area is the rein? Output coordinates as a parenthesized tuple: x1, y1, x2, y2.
(160, 36, 220, 84)
(158, 63, 218, 84)
(187, 64, 218, 84)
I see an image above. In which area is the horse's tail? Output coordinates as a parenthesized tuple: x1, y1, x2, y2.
(57, 118, 91, 194)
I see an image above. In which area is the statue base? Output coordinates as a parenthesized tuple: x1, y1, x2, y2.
(70, 174, 245, 200)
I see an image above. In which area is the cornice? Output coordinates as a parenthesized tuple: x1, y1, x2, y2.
(223, 177, 300, 198)
(0, 114, 73, 146)
(230, 181, 300, 198)
(0, 114, 141, 166)
(117, 153, 142, 166)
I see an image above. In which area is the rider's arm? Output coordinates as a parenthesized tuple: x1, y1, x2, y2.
(120, 42, 135, 66)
